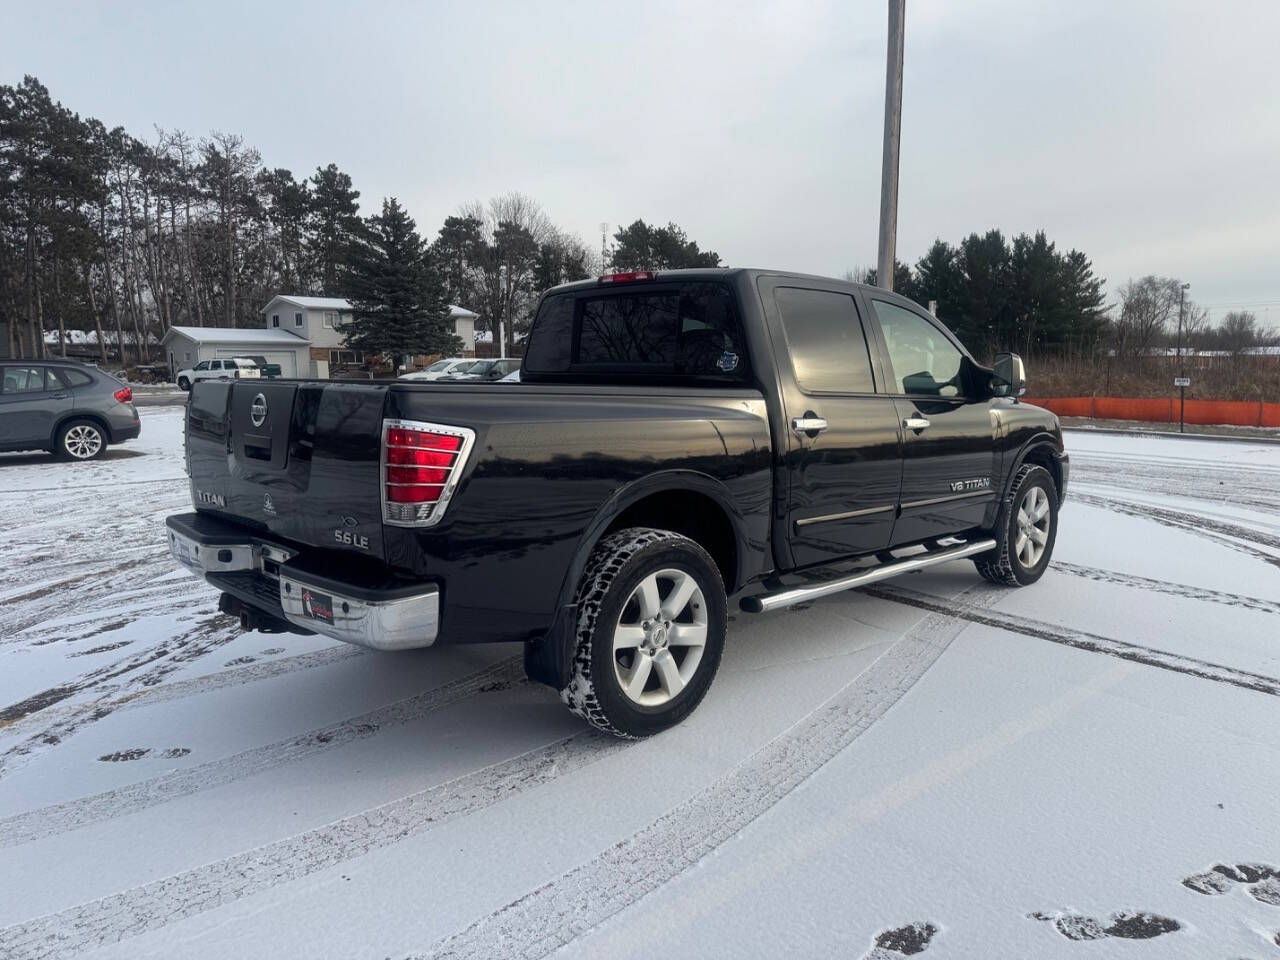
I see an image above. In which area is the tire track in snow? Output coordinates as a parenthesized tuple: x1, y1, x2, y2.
(406, 585, 998, 960)
(866, 584, 1280, 697)
(0, 616, 241, 779)
(1073, 493, 1280, 568)
(1055, 561, 1280, 615)
(0, 640, 365, 763)
(0, 656, 524, 849)
(0, 732, 626, 960)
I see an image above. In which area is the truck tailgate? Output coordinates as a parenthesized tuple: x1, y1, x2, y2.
(186, 379, 391, 557)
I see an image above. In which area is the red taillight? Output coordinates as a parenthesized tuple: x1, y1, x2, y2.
(386, 427, 463, 451)
(382, 419, 474, 525)
(386, 465, 450, 484)
(387, 447, 454, 467)
(113, 386, 132, 404)
(598, 271, 656, 284)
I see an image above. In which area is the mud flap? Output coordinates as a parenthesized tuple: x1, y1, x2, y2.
(523, 603, 578, 689)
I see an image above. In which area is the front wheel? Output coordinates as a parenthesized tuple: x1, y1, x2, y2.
(975, 464, 1058, 585)
(561, 527, 727, 739)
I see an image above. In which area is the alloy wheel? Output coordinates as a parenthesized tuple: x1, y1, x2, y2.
(612, 567, 708, 707)
(1015, 485, 1051, 567)
(64, 424, 103, 459)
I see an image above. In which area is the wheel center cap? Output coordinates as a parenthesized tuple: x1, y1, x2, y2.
(643, 621, 668, 652)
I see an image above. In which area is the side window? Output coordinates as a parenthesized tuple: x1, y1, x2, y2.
(1, 366, 46, 394)
(774, 287, 876, 394)
(62, 368, 93, 387)
(194, 361, 209, 371)
(871, 301, 964, 398)
(46, 368, 67, 390)
(294, 312, 303, 327)
(271, 314, 280, 328)
(210, 360, 223, 371)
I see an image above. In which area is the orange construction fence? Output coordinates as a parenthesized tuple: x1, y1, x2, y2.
(1024, 396, 1280, 428)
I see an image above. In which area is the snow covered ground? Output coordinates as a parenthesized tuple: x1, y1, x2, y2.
(1, 408, 1278, 959)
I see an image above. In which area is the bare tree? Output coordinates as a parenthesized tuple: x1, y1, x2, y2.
(1112, 276, 1182, 359)
(1217, 310, 1260, 355)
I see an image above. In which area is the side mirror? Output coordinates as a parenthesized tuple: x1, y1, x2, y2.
(992, 352, 1026, 398)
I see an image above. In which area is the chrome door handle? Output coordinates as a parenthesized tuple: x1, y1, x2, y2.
(791, 416, 829, 435)
(903, 416, 930, 432)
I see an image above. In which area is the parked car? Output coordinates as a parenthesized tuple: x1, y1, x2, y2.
(499, 368, 521, 382)
(446, 358, 521, 382)
(400, 358, 475, 381)
(167, 268, 1067, 738)
(0, 359, 141, 460)
(240, 355, 283, 379)
(175, 358, 263, 391)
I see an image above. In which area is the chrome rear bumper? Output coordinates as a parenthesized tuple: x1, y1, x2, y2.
(165, 513, 439, 651)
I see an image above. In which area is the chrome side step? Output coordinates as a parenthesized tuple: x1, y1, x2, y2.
(740, 539, 997, 614)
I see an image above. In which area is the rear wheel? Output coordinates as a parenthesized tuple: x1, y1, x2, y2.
(561, 527, 727, 738)
(56, 419, 107, 461)
(177, 376, 191, 391)
(975, 464, 1058, 585)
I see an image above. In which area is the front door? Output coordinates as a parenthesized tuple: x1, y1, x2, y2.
(761, 279, 903, 568)
(864, 298, 998, 546)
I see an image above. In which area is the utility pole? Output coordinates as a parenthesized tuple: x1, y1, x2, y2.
(599, 222, 610, 272)
(1176, 282, 1189, 433)
(877, 0, 906, 291)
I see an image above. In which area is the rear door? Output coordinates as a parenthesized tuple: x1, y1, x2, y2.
(863, 297, 998, 545)
(0, 365, 70, 447)
(759, 278, 903, 568)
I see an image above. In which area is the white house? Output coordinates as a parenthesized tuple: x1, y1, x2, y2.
(161, 325, 312, 379)
(161, 296, 481, 381)
(260, 295, 480, 377)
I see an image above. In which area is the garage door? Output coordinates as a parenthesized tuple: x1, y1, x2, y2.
(214, 349, 298, 377)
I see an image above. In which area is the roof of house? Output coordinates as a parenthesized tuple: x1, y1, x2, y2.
(162, 326, 310, 346)
(262, 294, 478, 319)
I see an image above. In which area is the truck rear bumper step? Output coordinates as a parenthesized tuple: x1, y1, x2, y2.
(739, 538, 997, 614)
(166, 513, 439, 651)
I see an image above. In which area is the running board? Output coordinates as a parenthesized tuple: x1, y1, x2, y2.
(740, 539, 997, 614)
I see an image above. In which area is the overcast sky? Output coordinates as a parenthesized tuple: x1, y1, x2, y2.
(4, 0, 1278, 324)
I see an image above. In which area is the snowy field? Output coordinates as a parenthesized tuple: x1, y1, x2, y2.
(1, 406, 1278, 959)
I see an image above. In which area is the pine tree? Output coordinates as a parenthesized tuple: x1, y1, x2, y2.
(344, 198, 460, 362)
(611, 220, 721, 270)
(309, 163, 361, 296)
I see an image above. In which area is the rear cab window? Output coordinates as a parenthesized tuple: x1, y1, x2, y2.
(773, 287, 877, 394)
(524, 281, 749, 383)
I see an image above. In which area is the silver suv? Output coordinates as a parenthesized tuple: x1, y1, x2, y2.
(0, 360, 141, 461)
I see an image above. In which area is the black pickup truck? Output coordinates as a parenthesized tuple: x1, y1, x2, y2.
(166, 268, 1068, 737)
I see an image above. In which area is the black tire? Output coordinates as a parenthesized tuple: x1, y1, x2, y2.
(975, 464, 1058, 585)
(55, 419, 108, 462)
(560, 527, 727, 739)
(177, 376, 191, 391)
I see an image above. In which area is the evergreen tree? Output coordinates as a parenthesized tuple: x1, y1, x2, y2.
(430, 214, 484, 307)
(344, 198, 459, 361)
(611, 220, 720, 270)
(258, 168, 311, 293)
(912, 240, 963, 323)
(309, 163, 361, 295)
(955, 229, 1012, 355)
